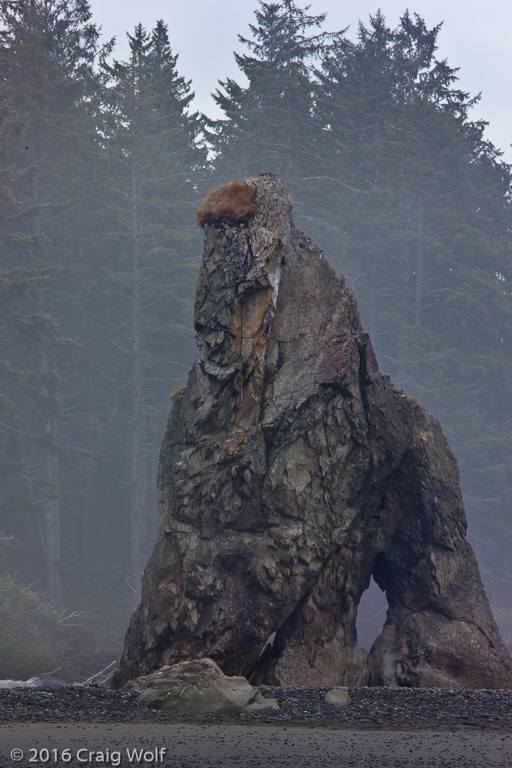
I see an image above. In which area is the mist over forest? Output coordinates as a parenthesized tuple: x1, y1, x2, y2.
(0, 0, 511, 679)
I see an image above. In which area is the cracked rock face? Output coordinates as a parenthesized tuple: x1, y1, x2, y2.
(113, 175, 512, 690)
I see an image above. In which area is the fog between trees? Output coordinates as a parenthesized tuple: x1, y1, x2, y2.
(0, 0, 511, 675)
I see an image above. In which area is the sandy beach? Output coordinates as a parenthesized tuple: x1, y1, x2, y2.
(0, 722, 511, 768)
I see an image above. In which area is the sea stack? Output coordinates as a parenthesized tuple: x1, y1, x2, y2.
(112, 174, 512, 690)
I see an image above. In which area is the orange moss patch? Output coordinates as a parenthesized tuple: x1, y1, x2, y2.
(195, 181, 258, 226)
(170, 385, 186, 401)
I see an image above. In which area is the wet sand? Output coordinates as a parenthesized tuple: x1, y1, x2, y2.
(0, 723, 510, 767)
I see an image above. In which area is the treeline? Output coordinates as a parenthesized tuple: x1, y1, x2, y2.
(0, 0, 511, 656)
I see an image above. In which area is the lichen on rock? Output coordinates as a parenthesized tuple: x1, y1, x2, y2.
(112, 174, 512, 691)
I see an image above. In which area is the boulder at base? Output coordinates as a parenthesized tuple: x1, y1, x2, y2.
(127, 658, 279, 715)
(325, 689, 352, 707)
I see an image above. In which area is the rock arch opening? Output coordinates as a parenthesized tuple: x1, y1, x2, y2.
(356, 576, 388, 652)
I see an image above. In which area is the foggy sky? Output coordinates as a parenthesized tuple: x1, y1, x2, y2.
(88, 0, 512, 161)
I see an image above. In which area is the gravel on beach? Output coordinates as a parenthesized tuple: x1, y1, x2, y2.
(0, 685, 511, 731)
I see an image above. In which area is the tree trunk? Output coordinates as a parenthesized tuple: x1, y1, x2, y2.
(80, 412, 94, 574)
(32, 126, 62, 610)
(129, 158, 146, 595)
(396, 244, 412, 382)
(415, 202, 424, 327)
(37, 344, 63, 611)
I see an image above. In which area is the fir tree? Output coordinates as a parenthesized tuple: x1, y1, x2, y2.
(100, 21, 205, 590)
(0, 0, 105, 609)
(210, 0, 337, 197)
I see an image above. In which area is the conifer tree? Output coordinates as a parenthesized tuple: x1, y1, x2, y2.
(210, 0, 337, 198)
(0, 80, 51, 576)
(0, 0, 105, 609)
(100, 21, 205, 590)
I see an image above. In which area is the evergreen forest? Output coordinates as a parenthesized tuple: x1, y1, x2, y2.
(1, 0, 511, 677)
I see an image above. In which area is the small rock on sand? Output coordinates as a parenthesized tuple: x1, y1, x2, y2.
(324, 688, 351, 707)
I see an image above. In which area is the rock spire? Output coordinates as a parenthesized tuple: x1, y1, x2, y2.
(113, 175, 512, 690)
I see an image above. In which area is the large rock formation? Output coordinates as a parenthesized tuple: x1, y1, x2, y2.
(113, 174, 512, 690)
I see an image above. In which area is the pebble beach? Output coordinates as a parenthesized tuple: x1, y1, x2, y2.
(0, 685, 511, 730)
(0, 686, 511, 767)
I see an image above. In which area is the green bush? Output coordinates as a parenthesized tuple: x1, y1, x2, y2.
(0, 576, 66, 679)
